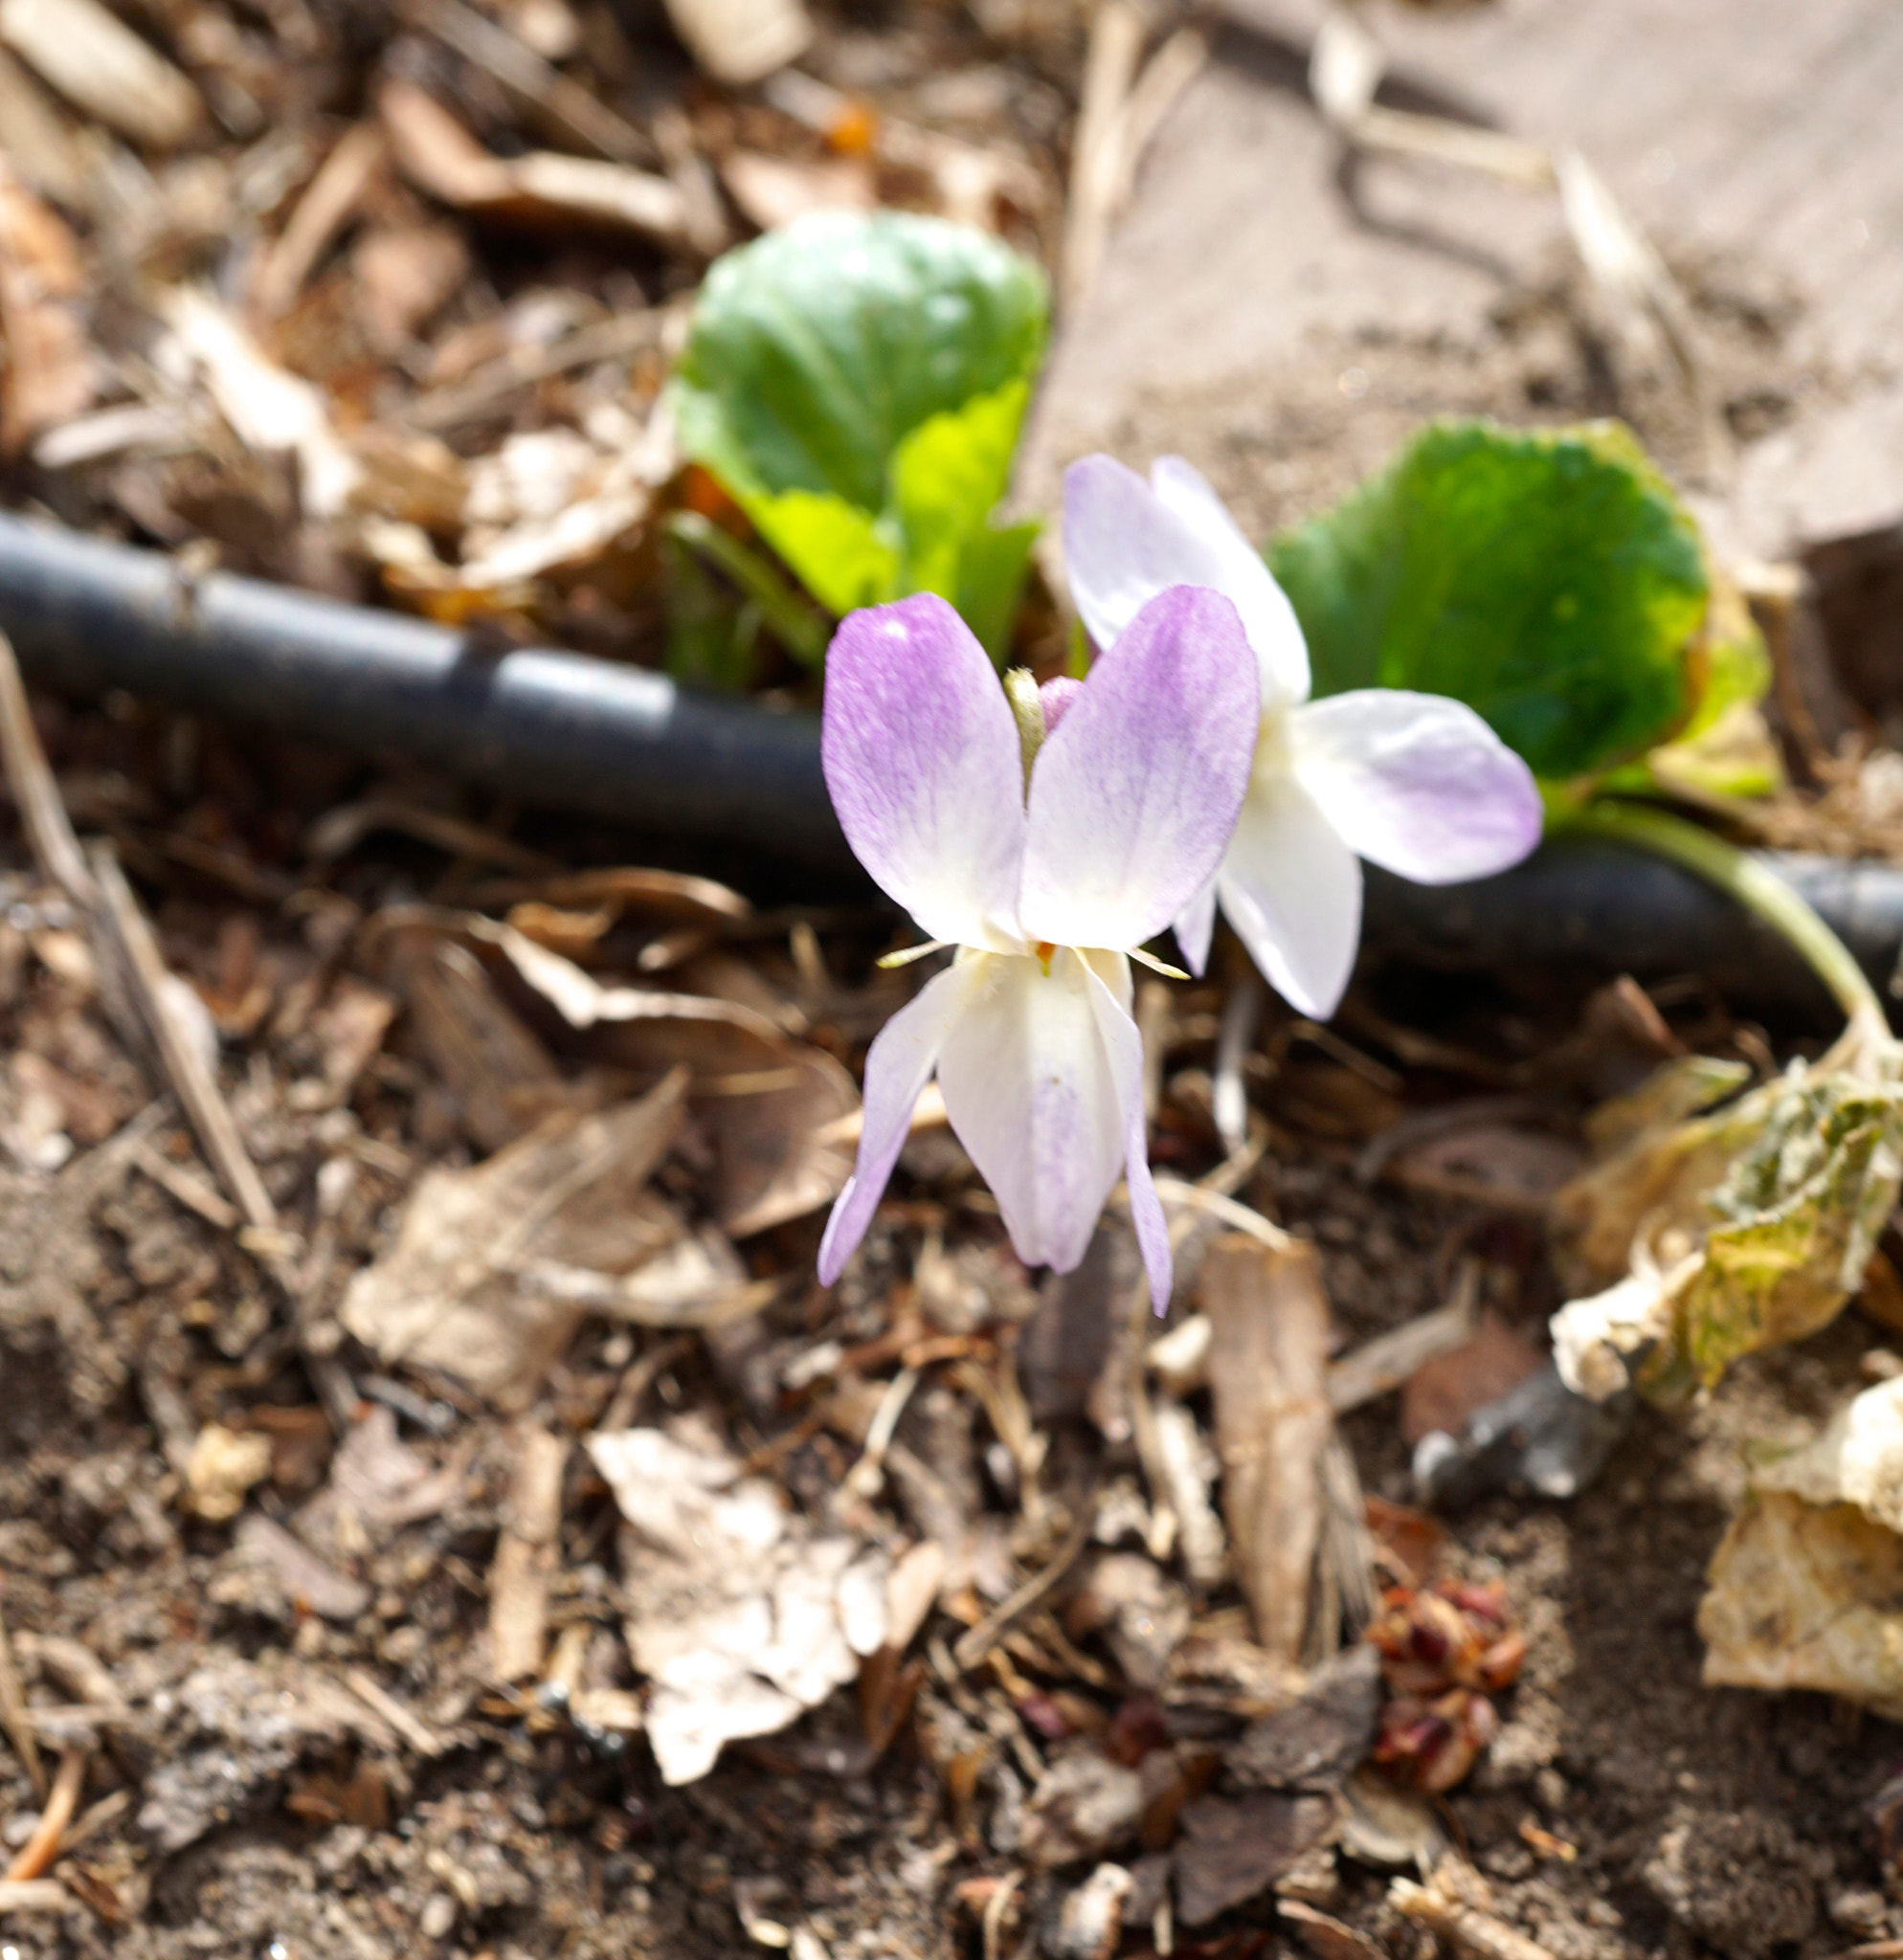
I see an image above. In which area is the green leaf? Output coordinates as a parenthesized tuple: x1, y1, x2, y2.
(954, 518, 1041, 662)
(745, 492, 901, 621)
(1268, 419, 1713, 781)
(669, 212, 1048, 648)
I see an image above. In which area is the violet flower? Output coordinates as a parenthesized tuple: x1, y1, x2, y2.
(817, 586, 1259, 1310)
(1063, 456, 1543, 1018)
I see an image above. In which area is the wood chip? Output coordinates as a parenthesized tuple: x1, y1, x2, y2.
(487, 1422, 569, 1681)
(660, 0, 810, 87)
(0, 0, 201, 146)
(1200, 1236, 1334, 1660)
(380, 78, 687, 247)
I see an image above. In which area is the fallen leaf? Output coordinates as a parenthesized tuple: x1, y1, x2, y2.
(587, 1425, 886, 1783)
(1224, 1645, 1381, 1793)
(491, 923, 856, 1234)
(1552, 1036, 1903, 1403)
(1699, 1377, 1903, 1719)
(720, 151, 874, 231)
(1172, 1790, 1340, 1927)
(385, 926, 578, 1152)
(661, 0, 810, 85)
(339, 1072, 688, 1407)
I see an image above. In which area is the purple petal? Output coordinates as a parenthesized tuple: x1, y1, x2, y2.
(821, 595, 1028, 950)
(1081, 954, 1172, 1310)
(817, 957, 980, 1284)
(1174, 877, 1218, 977)
(1290, 691, 1543, 884)
(1019, 586, 1258, 952)
(1218, 771, 1363, 1018)
(1038, 676, 1083, 735)
(1063, 455, 1310, 707)
(935, 947, 1131, 1277)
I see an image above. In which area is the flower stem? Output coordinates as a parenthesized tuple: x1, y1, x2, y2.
(1562, 797, 1889, 1035)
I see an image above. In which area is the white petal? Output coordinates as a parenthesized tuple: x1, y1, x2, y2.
(1218, 768, 1364, 1018)
(1290, 690, 1544, 884)
(1150, 457, 1310, 706)
(1174, 877, 1218, 977)
(817, 956, 981, 1284)
(1078, 949, 1172, 1311)
(936, 947, 1130, 1276)
(1062, 456, 1310, 709)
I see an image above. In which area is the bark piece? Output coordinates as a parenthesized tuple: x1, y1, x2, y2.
(1200, 1235, 1335, 1659)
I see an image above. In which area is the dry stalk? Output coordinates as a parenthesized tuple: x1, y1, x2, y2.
(4, 1743, 85, 1882)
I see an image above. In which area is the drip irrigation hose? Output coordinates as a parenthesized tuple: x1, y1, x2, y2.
(0, 510, 1896, 1015)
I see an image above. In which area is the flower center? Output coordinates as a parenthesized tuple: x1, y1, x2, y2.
(1033, 940, 1056, 973)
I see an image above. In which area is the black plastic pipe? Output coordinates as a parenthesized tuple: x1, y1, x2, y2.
(0, 511, 1896, 1015)
(0, 512, 853, 875)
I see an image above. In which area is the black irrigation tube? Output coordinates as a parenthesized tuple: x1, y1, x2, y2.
(0, 510, 1896, 1016)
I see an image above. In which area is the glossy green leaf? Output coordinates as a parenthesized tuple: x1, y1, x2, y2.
(669, 212, 1048, 653)
(1269, 419, 1713, 781)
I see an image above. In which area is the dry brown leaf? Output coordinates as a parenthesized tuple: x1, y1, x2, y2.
(1201, 1236, 1335, 1660)
(1699, 1377, 1903, 1718)
(0, 0, 201, 146)
(0, 45, 83, 209)
(587, 1425, 886, 1783)
(1383, 1122, 1584, 1214)
(380, 78, 686, 245)
(493, 924, 856, 1235)
(386, 927, 578, 1152)
(338, 1072, 688, 1407)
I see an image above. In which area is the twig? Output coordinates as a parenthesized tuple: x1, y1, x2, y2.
(131, 1139, 241, 1232)
(1152, 1176, 1295, 1252)
(88, 846, 280, 1236)
(254, 122, 385, 318)
(0, 1879, 71, 1913)
(412, 0, 648, 165)
(1061, 0, 1148, 310)
(342, 1668, 445, 1757)
(952, 1495, 1098, 1672)
(4, 1744, 84, 1882)
(1390, 1875, 1560, 1960)
(1327, 1267, 1481, 1414)
(0, 1598, 44, 1800)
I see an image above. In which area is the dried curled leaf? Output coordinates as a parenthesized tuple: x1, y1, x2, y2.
(1699, 1378, 1903, 1719)
(1551, 1038, 1903, 1403)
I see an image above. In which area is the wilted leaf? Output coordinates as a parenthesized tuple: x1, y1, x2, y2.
(1699, 1378, 1903, 1720)
(1552, 1042, 1903, 1403)
(1270, 419, 1714, 782)
(669, 212, 1047, 653)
